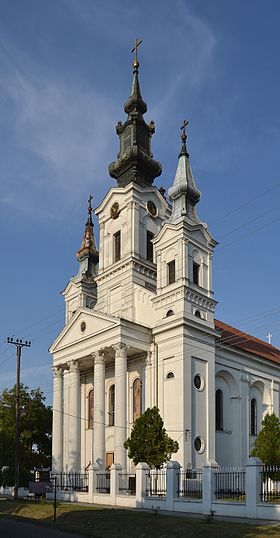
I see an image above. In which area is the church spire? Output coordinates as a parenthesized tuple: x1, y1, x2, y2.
(76, 195, 99, 278)
(108, 38, 162, 188)
(168, 121, 201, 223)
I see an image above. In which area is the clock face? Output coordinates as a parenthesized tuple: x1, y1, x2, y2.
(111, 202, 120, 219)
(147, 200, 157, 217)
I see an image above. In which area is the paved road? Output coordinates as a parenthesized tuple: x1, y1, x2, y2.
(0, 518, 84, 538)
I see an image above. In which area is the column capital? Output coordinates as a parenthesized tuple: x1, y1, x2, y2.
(92, 350, 105, 365)
(69, 360, 80, 373)
(113, 343, 129, 358)
(52, 365, 63, 378)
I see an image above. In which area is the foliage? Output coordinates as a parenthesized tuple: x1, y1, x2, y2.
(251, 413, 280, 465)
(124, 406, 179, 469)
(0, 384, 52, 486)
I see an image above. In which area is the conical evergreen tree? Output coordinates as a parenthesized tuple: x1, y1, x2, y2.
(251, 413, 280, 465)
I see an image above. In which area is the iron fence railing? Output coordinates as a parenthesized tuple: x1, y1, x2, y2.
(146, 469, 166, 497)
(260, 465, 280, 503)
(178, 469, 203, 500)
(215, 468, 246, 502)
(118, 473, 136, 496)
(96, 472, 110, 494)
(51, 472, 88, 492)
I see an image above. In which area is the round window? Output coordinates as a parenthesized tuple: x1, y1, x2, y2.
(194, 373, 204, 391)
(80, 321, 86, 333)
(194, 436, 205, 454)
(147, 200, 157, 217)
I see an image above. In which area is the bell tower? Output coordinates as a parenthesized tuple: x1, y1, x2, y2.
(95, 41, 170, 323)
(63, 196, 99, 323)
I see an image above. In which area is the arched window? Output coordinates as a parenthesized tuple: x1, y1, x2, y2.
(194, 310, 201, 318)
(216, 389, 223, 431)
(250, 398, 257, 435)
(109, 384, 115, 426)
(166, 372, 175, 379)
(88, 389, 94, 429)
(133, 378, 142, 422)
(166, 310, 174, 317)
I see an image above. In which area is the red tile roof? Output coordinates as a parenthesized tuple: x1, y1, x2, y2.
(215, 319, 280, 365)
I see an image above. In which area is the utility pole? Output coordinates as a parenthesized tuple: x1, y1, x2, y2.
(7, 337, 31, 500)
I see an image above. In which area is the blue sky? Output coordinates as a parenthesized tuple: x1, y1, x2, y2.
(1, 0, 280, 404)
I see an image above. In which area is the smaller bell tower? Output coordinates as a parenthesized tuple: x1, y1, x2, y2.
(62, 196, 99, 323)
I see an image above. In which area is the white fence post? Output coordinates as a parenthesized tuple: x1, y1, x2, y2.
(88, 463, 99, 503)
(166, 461, 180, 511)
(202, 459, 219, 515)
(136, 462, 150, 508)
(110, 463, 122, 505)
(246, 457, 263, 518)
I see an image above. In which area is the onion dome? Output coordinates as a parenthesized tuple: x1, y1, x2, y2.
(108, 38, 162, 188)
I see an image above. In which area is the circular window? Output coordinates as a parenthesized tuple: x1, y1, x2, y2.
(194, 374, 204, 391)
(147, 200, 157, 217)
(80, 321, 86, 333)
(194, 436, 205, 454)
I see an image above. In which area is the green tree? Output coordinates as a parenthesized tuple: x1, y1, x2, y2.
(251, 413, 280, 465)
(0, 384, 52, 486)
(124, 406, 179, 469)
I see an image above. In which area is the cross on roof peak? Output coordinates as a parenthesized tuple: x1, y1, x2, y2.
(131, 37, 142, 68)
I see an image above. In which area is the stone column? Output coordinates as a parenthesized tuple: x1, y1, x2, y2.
(52, 366, 63, 473)
(144, 351, 152, 409)
(114, 344, 128, 469)
(93, 350, 105, 468)
(68, 360, 81, 471)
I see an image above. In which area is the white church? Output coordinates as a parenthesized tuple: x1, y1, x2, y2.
(50, 52, 280, 473)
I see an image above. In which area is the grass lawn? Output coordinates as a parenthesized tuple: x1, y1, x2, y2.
(0, 499, 280, 538)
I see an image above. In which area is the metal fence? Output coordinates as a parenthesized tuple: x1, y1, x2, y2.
(260, 465, 280, 503)
(51, 472, 88, 492)
(215, 468, 246, 502)
(118, 473, 136, 496)
(146, 469, 166, 497)
(96, 472, 110, 494)
(178, 469, 203, 500)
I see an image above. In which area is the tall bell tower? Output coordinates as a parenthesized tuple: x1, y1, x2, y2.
(95, 42, 170, 324)
(152, 122, 219, 468)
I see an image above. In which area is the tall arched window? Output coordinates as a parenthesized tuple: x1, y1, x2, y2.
(216, 389, 223, 431)
(88, 389, 94, 429)
(250, 398, 257, 435)
(133, 378, 142, 422)
(109, 384, 115, 426)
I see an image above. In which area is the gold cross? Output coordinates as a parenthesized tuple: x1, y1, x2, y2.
(131, 36, 142, 62)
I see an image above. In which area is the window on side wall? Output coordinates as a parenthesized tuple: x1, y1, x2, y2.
(133, 378, 142, 422)
(167, 260, 175, 285)
(250, 398, 257, 435)
(114, 231, 121, 262)
(215, 389, 223, 431)
(193, 262, 200, 285)
(146, 231, 154, 262)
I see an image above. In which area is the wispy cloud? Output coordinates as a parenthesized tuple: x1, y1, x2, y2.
(1, 364, 50, 386)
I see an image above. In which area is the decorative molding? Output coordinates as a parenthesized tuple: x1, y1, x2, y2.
(145, 350, 152, 366)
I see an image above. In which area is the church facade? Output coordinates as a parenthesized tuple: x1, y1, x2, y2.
(50, 55, 280, 473)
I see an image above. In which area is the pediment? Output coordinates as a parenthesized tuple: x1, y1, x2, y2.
(50, 308, 119, 353)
